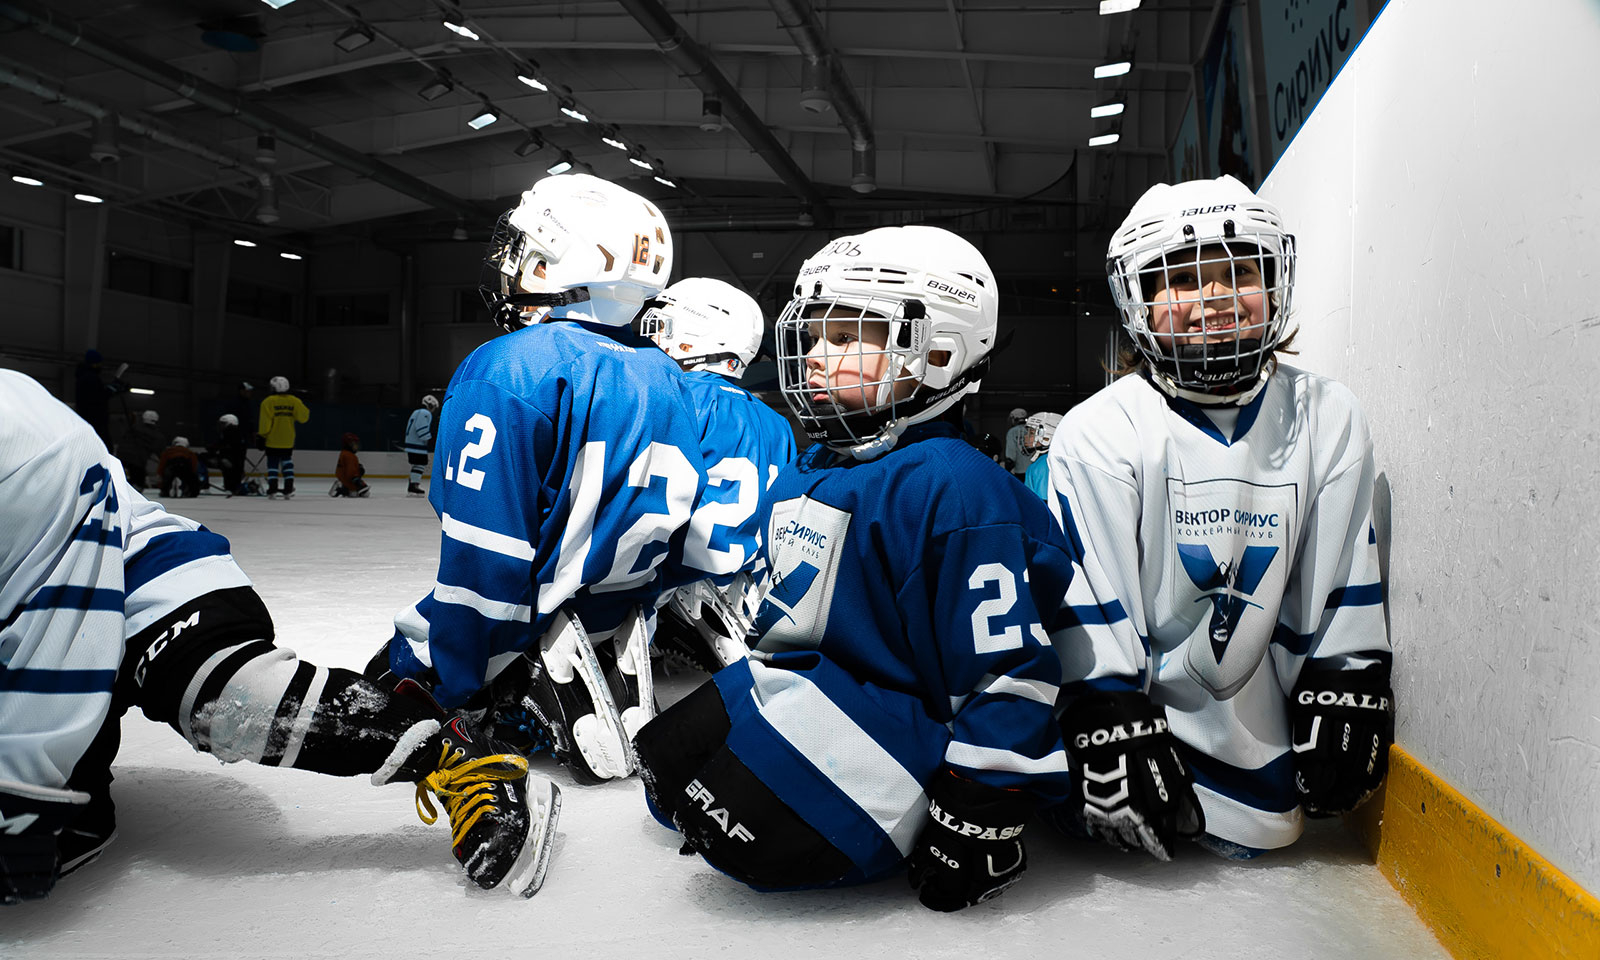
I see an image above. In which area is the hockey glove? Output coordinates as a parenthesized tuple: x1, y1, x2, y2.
(1061, 691, 1204, 861)
(906, 770, 1032, 912)
(1290, 665, 1394, 816)
(0, 780, 90, 905)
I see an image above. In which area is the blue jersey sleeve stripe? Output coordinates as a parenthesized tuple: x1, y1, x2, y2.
(440, 512, 536, 561)
(1063, 599, 1128, 626)
(73, 520, 123, 548)
(0, 666, 118, 694)
(1270, 622, 1316, 656)
(1326, 583, 1383, 608)
(24, 585, 125, 616)
(1063, 675, 1144, 696)
(124, 530, 233, 595)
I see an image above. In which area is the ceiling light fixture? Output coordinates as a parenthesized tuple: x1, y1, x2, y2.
(1090, 102, 1126, 118)
(11, 174, 43, 186)
(1088, 133, 1121, 146)
(628, 155, 652, 170)
(334, 24, 374, 52)
(517, 74, 548, 92)
(558, 101, 588, 122)
(258, 0, 297, 8)
(233, 239, 257, 248)
(127, 386, 155, 395)
(73, 192, 103, 203)
(468, 109, 498, 129)
(280, 252, 303, 261)
(653, 176, 676, 188)
(1099, 0, 1141, 13)
(417, 74, 454, 102)
(601, 134, 627, 151)
(512, 133, 544, 157)
(442, 21, 480, 41)
(1094, 61, 1132, 79)
(547, 152, 574, 175)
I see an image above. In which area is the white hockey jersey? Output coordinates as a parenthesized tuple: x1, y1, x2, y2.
(0, 370, 250, 790)
(1046, 363, 1389, 850)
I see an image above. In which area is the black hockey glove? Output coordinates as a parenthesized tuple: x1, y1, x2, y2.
(0, 781, 90, 905)
(1290, 665, 1394, 816)
(1061, 691, 1204, 861)
(906, 769, 1033, 912)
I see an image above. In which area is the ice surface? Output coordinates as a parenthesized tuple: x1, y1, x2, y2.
(3, 480, 1448, 959)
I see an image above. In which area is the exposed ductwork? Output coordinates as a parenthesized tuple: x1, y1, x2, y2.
(768, 0, 877, 194)
(616, 0, 827, 211)
(0, 0, 480, 221)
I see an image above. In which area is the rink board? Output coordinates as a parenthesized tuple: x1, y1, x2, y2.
(1354, 746, 1600, 959)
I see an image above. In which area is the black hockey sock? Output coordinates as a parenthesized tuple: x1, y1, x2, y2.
(125, 587, 437, 777)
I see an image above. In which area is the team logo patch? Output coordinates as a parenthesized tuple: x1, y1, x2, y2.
(752, 497, 851, 649)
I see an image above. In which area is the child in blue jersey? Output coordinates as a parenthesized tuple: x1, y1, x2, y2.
(368, 174, 713, 786)
(1046, 175, 1392, 861)
(638, 277, 798, 673)
(0, 370, 560, 905)
(1020, 411, 1060, 501)
(635, 226, 1076, 912)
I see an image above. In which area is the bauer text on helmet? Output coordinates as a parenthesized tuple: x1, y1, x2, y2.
(480, 173, 673, 331)
(1106, 175, 1296, 404)
(775, 226, 997, 460)
(639, 277, 764, 378)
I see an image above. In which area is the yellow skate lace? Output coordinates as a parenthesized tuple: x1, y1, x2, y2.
(414, 745, 530, 847)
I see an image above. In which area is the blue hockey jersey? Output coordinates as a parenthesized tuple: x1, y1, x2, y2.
(737, 421, 1073, 871)
(389, 320, 711, 709)
(675, 370, 797, 584)
(403, 407, 434, 454)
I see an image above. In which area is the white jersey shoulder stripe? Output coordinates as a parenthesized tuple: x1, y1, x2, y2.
(441, 512, 536, 561)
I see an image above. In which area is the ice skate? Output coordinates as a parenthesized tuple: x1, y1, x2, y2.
(374, 716, 561, 897)
(407, 483, 426, 497)
(601, 605, 656, 744)
(487, 610, 632, 784)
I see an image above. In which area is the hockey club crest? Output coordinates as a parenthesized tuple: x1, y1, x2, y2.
(1168, 477, 1298, 700)
(751, 496, 850, 648)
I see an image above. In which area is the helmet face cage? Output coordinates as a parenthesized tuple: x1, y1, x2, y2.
(775, 292, 933, 452)
(637, 300, 749, 376)
(480, 209, 537, 332)
(1110, 226, 1296, 397)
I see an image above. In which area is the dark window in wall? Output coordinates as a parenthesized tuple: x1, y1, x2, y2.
(226, 278, 294, 323)
(107, 250, 192, 303)
(0, 224, 18, 270)
(456, 288, 488, 324)
(315, 292, 390, 326)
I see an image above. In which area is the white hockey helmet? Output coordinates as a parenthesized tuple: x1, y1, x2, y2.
(172, 436, 189, 448)
(1022, 411, 1061, 455)
(141, 409, 159, 425)
(638, 277, 765, 378)
(1009, 407, 1027, 423)
(421, 394, 440, 412)
(775, 225, 998, 460)
(480, 173, 673, 331)
(218, 413, 238, 427)
(269, 375, 290, 394)
(1107, 175, 1295, 404)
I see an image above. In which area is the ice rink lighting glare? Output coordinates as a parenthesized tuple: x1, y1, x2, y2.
(127, 387, 155, 395)
(517, 74, 547, 92)
(559, 104, 588, 122)
(73, 192, 103, 203)
(602, 136, 627, 150)
(468, 110, 498, 129)
(233, 239, 257, 247)
(653, 176, 676, 188)
(1091, 102, 1126, 118)
(442, 21, 480, 40)
(1089, 133, 1121, 146)
(280, 252, 303, 261)
(11, 174, 43, 186)
(1094, 61, 1132, 78)
(1099, 0, 1141, 13)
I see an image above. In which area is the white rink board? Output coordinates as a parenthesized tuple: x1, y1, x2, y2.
(1258, 0, 1600, 895)
(2, 482, 1446, 959)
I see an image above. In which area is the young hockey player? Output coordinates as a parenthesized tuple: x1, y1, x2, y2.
(257, 376, 308, 499)
(331, 431, 370, 498)
(1019, 412, 1060, 501)
(637, 277, 797, 674)
(0, 370, 560, 905)
(156, 436, 200, 499)
(1002, 406, 1029, 477)
(118, 409, 164, 491)
(367, 174, 711, 786)
(1045, 174, 1392, 861)
(635, 226, 1077, 912)
(213, 413, 247, 496)
(404, 394, 439, 496)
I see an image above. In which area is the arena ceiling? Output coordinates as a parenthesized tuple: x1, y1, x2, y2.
(0, 0, 1217, 240)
